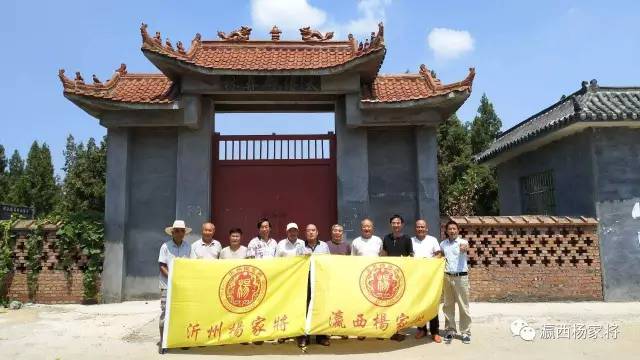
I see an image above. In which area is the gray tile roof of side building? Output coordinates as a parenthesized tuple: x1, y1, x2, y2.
(475, 80, 640, 164)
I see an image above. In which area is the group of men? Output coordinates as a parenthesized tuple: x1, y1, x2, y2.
(158, 215, 471, 353)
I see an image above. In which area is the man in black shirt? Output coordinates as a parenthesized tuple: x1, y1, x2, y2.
(382, 214, 413, 257)
(381, 214, 413, 341)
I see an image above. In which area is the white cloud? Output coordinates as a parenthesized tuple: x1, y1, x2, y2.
(251, 0, 327, 33)
(250, 0, 391, 39)
(427, 27, 474, 60)
(341, 0, 391, 37)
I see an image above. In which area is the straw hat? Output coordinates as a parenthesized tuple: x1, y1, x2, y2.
(164, 220, 192, 236)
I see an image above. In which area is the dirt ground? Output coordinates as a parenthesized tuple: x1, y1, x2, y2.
(0, 301, 638, 360)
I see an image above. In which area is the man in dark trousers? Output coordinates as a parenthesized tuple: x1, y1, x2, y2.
(381, 214, 414, 341)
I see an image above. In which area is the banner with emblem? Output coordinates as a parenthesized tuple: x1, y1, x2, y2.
(306, 255, 444, 338)
(162, 257, 309, 348)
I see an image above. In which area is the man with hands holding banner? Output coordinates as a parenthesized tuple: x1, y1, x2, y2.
(157, 220, 192, 354)
(159, 217, 446, 353)
(411, 219, 443, 343)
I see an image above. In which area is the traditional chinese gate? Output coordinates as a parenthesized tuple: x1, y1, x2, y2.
(212, 133, 337, 243)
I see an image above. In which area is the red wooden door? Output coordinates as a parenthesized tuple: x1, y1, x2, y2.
(212, 134, 337, 245)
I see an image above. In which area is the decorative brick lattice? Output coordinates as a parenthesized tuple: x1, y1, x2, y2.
(441, 216, 603, 301)
(12, 229, 88, 273)
(5, 221, 88, 304)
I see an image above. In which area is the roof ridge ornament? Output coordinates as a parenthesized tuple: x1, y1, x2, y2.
(115, 63, 127, 75)
(299, 26, 334, 41)
(270, 25, 282, 41)
(217, 26, 252, 41)
(74, 72, 85, 85)
(165, 38, 174, 51)
(419, 64, 475, 92)
(419, 64, 440, 90)
(58, 69, 74, 89)
(141, 22, 200, 58)
(59, 63, 130, 93)
(176, 41, 186, 54)
(354, 22, 384, 55)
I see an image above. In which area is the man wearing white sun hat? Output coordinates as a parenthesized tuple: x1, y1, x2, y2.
(157, 220, 192, 354)
(276, 222, 306, 257)
(275, 222, 308, 348)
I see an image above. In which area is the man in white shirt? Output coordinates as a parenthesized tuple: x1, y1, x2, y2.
(276, 222, 307, 348)
(440, 220, 471, 344)
(246, 218, 278, 259)
(350, 218, 383, 256)
(190, 222, 222, 259)
(276, 223, 306, 257)
(157, 220, 192, 354)
(411, 219, 443, 343)
(219, 227, 248, 259)
(350, 218, 382, 341)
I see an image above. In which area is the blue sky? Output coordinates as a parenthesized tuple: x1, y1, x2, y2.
(1, 0, 639, 176)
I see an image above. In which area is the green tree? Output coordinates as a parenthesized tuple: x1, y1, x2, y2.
(469, 93, 502, 155)
(0, 145, 7, 202)
(59, 135, 106, 215)
(438, 114, 477, 215)
(6, 150, 28, 205)
(24, 142, 58, 216)
(438, 95, 502, 216)
(469, 94, 502, 215)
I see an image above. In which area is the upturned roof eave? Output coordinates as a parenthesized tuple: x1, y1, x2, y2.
(63, 92, 181, 118)
(359, 89, 470, 110)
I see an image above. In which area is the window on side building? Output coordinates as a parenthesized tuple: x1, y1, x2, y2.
(520, 170, 556, 215)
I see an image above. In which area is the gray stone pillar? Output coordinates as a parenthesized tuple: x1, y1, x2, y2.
(101, 127, 130, 303)
(336, 95, 370, 240)
(175, 96, 215, 243)
(415, 126, 440, 236)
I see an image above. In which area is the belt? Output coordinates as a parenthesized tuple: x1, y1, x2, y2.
(445, 272, 468, 277)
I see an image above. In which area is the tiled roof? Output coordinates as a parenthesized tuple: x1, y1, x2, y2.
(447, 215, 598, 226)
(362, 65, 475, 103)
(140, 23, 385, 73)
(59, 24, 475, 109)
(58, 64, 176, 104)
(476, 80, 640, 163)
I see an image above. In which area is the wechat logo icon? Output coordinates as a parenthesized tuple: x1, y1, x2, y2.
(511, 319, 536, 341)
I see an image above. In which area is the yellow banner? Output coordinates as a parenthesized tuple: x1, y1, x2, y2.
(307, 255, 444, 338)
(163, 257, 309, 348)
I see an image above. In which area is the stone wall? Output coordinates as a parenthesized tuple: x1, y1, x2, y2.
(591, 127, 640, 301)
(443, 216, 603, 301)
(3, 221, 88, 304)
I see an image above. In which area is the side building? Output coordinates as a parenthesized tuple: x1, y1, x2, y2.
(476, 80, 640, 301)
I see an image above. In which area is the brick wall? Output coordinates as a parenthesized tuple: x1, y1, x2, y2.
(3, 221, 91, 304)
(442, 216, 603, 301)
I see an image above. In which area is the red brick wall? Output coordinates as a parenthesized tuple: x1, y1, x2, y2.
(442, 216, 603, 301)
(3, 221, 92, 304)
(3, 217, 604, 303)
(5, 271, 84, 304)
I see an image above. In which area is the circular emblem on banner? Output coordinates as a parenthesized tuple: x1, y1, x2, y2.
(219, 265, 267, 314)
(359, 262, 405, 307)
